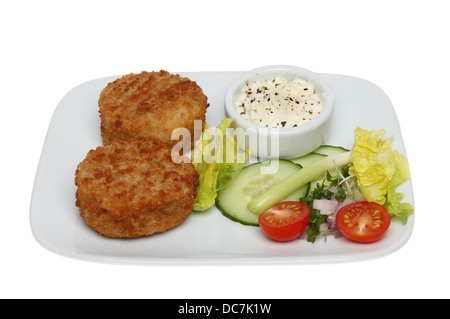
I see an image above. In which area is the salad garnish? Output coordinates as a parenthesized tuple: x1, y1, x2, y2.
(350, 127, 414, 223)
(300, 167, 353, 242)
(247, 151, 352, 215)
(192, 118, 248, 211)
(193, 124, 414, 244)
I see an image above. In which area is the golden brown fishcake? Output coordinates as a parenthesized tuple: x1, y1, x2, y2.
(99, 70, 208, 148)
(75, 139, 199, 238)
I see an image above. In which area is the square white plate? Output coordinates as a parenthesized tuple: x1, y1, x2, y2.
(30, 71, 414, 264)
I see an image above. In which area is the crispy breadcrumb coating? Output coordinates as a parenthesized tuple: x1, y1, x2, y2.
(99, 70, 208, 149)
(75, 139, 198, 238)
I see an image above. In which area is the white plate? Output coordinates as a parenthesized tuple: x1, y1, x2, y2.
(30, 71, 415, 264)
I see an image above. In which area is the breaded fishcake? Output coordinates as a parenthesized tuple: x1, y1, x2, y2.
(75, 139, 198, 238)
(99, 70, 208, 148)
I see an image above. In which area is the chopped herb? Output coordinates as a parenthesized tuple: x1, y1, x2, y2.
(300, 181, 330, 243)
(300, 165, 351, 242)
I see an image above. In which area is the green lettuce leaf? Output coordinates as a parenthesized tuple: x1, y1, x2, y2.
(192, 118, 248, 211)
(350, 127, 414, 223)
(214, 118, 248, 191)
(385, 150, 414, 223)
(191, 123, 217, 211)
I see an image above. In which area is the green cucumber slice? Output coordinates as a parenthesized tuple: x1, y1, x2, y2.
(314, 145, 349, 156)
(290, 152, 326, 167)
(216, 160, 310, 226)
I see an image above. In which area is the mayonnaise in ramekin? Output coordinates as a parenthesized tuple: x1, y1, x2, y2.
(235, 77, 322, 128)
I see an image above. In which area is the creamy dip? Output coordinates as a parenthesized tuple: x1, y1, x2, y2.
(235, 77, 323, 128)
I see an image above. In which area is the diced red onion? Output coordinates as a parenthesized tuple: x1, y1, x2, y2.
(319, 223, 329, 232)
(313, 198, 339, 215)
(327, 215, 337, 229)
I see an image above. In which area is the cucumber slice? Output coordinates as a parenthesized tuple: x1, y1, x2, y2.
(290, 152, 326, 167)
(314, 145, 349, 156)
(216, 160, 310, 226)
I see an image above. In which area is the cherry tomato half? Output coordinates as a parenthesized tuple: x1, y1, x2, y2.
(258, 201, 310, 242)
(336, 201, 391, 243)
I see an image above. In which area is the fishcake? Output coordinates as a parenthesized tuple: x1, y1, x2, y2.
(99, 70, 208, 149)
(75, 139, 199, 238)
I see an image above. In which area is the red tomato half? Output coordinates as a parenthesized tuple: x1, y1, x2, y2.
(336, 201, 391, 243)
(258, 201, 310, 242)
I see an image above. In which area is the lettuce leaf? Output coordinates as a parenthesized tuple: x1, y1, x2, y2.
(214, 118, 249, 191)
(192, 118, 248, 211)
(350, 127, 414, 223)
(385, 150, 414, 223)
(191, 122, 217, 211)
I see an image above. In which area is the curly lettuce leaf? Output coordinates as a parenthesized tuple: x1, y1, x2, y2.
(193, 160, 219, 211)
(192, 118, 248, 211)
(385, 150, 414, 223)
(350, 127, 414, 222)
(192, 123, 216, 211)
(214, 119, 248, 191)
(350, 128, 395, 204)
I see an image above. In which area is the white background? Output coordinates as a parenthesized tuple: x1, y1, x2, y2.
(1, 0, 448, 299)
